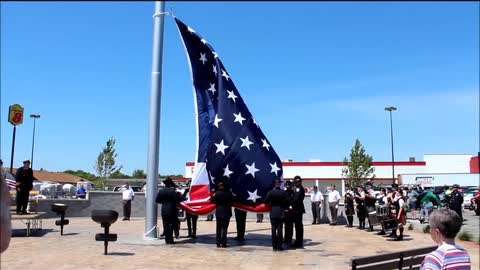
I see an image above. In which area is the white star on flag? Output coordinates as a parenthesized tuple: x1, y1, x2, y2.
(214, 139, 229, 155)
(199, 53, 207, 64)
(209, 171, 216, 184)
(212, 52, 218, 58)
(208, 83, 216, 94)
(187, 26, 195, 33)
(270, 162, 281, 176)
(212, 65, 218, 75)
(213, 114, 223, 128)
(223, 164, 233, 178)
(201, 39, 208, 44)
(261, 138, 271, 151)
(247, 189, 262, 203)
(233, 112, 246, 125)
(240, 136, 254, 150)
(221, 70, 230, 81)
(227, 90, 238, 102)
(245, 162, 260, 178)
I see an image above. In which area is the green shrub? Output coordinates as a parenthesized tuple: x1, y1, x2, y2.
(423, 225, 430, 233)
(407, 223, 414, 230)
(457, 231, 473, 241)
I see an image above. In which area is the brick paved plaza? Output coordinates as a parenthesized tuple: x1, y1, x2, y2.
(2, 214, 479, 270)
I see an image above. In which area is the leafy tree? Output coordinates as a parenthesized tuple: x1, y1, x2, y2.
(132, 169, 146, 179)
(110, 170, 131, 179)
(342, 138, 375, 187)
(94, 137, 122, 189)
(64, 169, 99, 181)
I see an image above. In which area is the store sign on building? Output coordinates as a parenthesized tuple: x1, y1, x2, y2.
(415, 176, 434, 185)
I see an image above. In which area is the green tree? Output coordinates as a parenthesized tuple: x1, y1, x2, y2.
(64, 169, 99, 181)
(110, 170, 131, 179)
(132, 169, 146, 179)
(94, 137, 122, 189)
(342, 138, 375, 187)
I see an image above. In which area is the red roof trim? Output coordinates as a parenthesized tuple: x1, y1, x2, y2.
(186, 161, 426, 167)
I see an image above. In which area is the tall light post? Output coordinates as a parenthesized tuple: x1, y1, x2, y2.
(385, 106, 397, 184)
(30, 114, 41, 170)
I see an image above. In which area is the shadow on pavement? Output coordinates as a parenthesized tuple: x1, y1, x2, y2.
(12, 228, 53, 237)
(107, 252, 135, 256)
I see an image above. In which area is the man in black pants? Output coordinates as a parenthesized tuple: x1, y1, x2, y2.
(210, 182, 233, 248)
(15, 160, 34, 215)
(291, 175, 305, 248)
(156, 178, 183, 244)
(283, 181, 295, 246)
(234, 208, 246, 241)
(264, 179, 289, 251)
(186, 212, 198, 238)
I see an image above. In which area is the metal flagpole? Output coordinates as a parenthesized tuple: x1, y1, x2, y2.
(145, 1, 166, 239)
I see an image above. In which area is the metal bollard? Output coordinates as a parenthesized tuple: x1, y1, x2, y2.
(91, 209, 118, 255)
(51, 203, 69, 235)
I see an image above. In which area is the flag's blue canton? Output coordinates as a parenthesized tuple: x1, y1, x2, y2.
(175, 18, 283, 205)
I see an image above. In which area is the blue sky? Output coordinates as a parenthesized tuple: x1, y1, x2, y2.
(1, 2, 478, 175)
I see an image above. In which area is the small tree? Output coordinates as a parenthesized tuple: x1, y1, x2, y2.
(132, 169, 146, 179)
(94, 137, 122, 189)
(342, 138, 375, 187)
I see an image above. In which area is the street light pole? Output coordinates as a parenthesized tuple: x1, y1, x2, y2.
(385, 106, 397, 185)
(30, 114, 41, 170)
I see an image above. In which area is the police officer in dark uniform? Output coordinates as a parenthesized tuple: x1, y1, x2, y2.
(234, 207, 247, 241)
(291, 175, 305, 248)
(156, 177, 184, 244)
(283, 180, 295, 246)
(210, 181, 233, 248)
(448, 184, 464, 221)
(15, 160, 34, 215)
(264, 179, 289, 251)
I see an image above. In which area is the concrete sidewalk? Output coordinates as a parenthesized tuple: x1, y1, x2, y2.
(2, 217, 479, 270)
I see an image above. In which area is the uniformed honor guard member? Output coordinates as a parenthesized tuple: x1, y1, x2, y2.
(15, 160, 34, 215)
(234, 207, 247, 241)
(156, 178, 184, 244)
(264, 179, 289, 251)
(210, 181, 234, 248)
(283, 180, 295, 246)
(291, 175, 305, 248)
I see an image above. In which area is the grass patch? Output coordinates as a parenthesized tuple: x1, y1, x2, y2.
(423, 225, 430, 233)
(457, 231, 473, 241)
(407, 223, 414, 230)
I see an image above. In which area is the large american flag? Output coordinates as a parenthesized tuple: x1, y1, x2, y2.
(175, 18, 283, 213)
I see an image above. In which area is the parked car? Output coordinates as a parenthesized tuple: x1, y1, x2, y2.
(463, 187, 479, 208)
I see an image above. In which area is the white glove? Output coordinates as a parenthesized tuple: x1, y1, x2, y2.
(335, 204, 338, 209)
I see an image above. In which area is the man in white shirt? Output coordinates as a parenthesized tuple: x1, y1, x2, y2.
(121, 183, 135, 221)
(310, 186, 323, 224)
(328, 185, 341, 225)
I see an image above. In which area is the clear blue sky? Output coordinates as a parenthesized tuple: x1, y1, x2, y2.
(1, 2, 479, 176)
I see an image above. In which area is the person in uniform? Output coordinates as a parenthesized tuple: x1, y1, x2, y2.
(210, 181, 233, 248)
(365, 183, 377, 232)
(264, 179, 289, 251)
(375, 188, 388, 235)
(291, 175, 305, 248)
(234, 207, 247, 241)
(447, 184, 464, 221)
(283, 180, 295, 246)
(391, 190, 407, 241)
(155, 177, 184, 244)
(344, 184, 355, 228)
(354, 186, 366, 229)
(15, 160, 34, 215)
